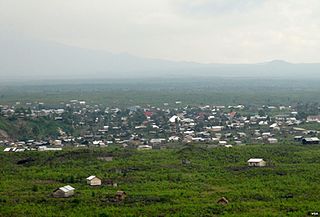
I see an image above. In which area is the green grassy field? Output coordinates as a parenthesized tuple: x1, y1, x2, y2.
(1, 144, 320, 216)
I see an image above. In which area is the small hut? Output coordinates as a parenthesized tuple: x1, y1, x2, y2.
(247, 158, 266, 167)
(115, 191, 127, 202)
(52, 185, 75, 198)
(217, 197, 229, 205)
(86, 176, 102, 186)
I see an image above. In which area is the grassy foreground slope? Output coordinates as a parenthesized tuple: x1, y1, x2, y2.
(1, 144, 320, 217)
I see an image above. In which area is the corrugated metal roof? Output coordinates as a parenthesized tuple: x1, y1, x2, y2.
(86, 176, 96, 180)
(64, 185, 75, 191)
(3, 148, 11, 152)
(304, 137, 320, 142)
(59, 185, 75, 192)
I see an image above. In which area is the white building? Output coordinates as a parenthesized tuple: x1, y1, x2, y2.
(247, 158, 266, 167)
(38, 146, 62, 151)
(52, 185, 75, 198)
(169, 115, 180, 123)
(86, 176, 102, 186)
(267, 138, 278, 144)
(137, 145, 152, 150)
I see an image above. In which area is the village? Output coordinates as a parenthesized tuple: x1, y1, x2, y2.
(2, 99, 320, 211)
(1, 99, 319, 153)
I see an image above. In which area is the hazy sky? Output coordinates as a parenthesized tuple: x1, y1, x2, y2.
(1, 0, 320, 63)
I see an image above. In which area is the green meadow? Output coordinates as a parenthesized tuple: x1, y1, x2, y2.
(1, 144, 320, 216)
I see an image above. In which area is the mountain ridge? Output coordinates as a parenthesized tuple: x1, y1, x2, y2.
(1, 33, 320, 82)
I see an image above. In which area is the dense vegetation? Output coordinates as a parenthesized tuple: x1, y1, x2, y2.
(2, 78, 320, 107)
(1, 144, 320, 216)
(0, 116, 73, 141)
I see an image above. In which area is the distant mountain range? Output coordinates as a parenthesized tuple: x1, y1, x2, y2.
(1, 33, 320, 82)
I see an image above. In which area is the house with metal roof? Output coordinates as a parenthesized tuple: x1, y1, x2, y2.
(52, 185, 75, 198)
(86, 175, 102, 186)
(302, 137, 320, 145)
(3, 148, 11, 152)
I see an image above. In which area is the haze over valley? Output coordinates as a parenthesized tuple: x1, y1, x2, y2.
(1, 1, 320, 217)
(1, 33, 320, 82)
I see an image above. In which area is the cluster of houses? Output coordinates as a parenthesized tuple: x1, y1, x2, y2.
(52, 175, 125, 202)
(52, 157, 265, 202)
(1, 100, 320, 151)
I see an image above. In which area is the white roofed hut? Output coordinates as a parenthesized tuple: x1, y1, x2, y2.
(86, 176, 102, 186)
(302, 137, 320, 145)
(169, 115, 180, 123)
(52, 185, 75, 198)
(137, 145, 152, 150)
(3, 148, 11, 152)
(267, 138, 278, 144)
(247, 158, 266, 167)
